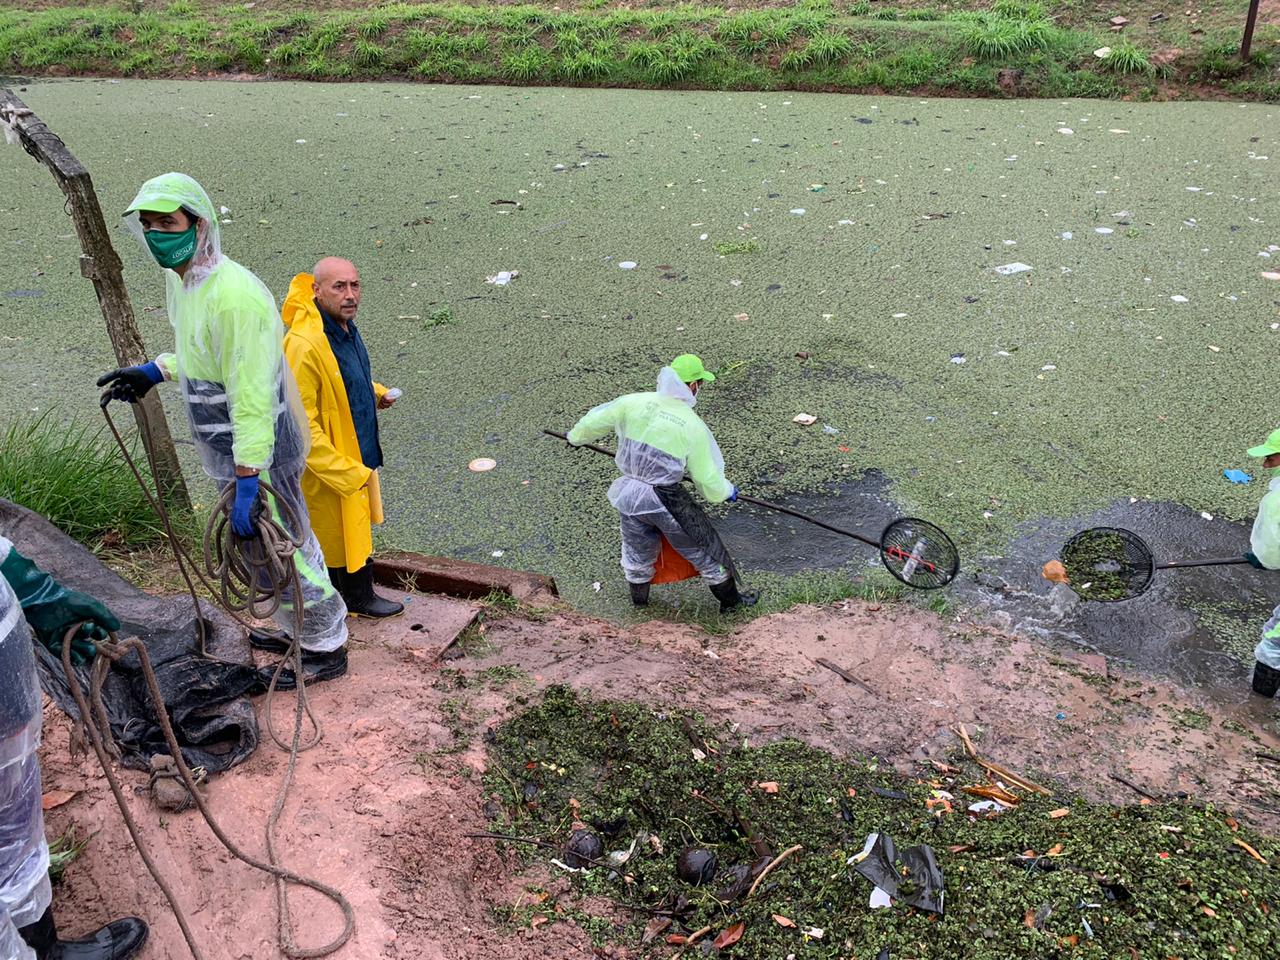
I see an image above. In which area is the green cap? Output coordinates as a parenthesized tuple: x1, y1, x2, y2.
(123, 172, 208, 217)
(1248, 428, 1280, 458)
(124, 196, 183, 215)
(671, 354, 715, 384)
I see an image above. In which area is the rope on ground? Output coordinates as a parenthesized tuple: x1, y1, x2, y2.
(61, 628, 355, 958)
(78, 402, 354, 957)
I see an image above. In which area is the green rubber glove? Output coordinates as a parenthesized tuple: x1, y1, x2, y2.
(0, 546, 118, 664)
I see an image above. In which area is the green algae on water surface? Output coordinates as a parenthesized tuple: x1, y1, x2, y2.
(2, 82, 1279, 614)
(1185, 594, 1277, 670)
(487, 687, 1280, 959)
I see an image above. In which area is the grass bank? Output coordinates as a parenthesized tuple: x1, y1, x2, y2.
(1, 1, 1277, 100)
(487, 687, 1280, 958)
(0, 410, 168, 551)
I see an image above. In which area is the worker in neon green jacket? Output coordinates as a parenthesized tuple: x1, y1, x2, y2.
(567, 355, 758, 612)
(96, 173, 348, 685)
(1244, 429, 1280, 698)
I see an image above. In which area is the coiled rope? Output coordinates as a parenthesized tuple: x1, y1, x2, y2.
(56, 400, 357, 957)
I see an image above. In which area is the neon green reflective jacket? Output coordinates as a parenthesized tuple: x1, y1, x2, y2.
(126, 173, 287, 473)
(567, 367, 733, 515)
(1251, 478, 1280, 569)
(153, 259, 283, 471)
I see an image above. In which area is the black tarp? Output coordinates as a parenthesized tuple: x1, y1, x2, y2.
(1, 499, 263, 773)
(852, 831, 945, 915)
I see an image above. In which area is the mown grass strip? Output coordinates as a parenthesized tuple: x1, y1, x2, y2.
(0, 4, 1276, 101)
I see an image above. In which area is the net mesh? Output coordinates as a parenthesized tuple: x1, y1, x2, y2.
(1059, 527, 1154, 602)
(879, 518, 959, 589)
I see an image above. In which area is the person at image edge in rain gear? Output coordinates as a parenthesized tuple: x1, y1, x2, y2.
(281, 259, 403, 619)
(0, 535, 149, 959)
(1243, 428, 1280, 699)
(96, 173, 349, 685)
(566, 355, 758, 612)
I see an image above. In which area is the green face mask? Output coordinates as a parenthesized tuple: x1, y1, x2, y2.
(145, 223, 198, 269)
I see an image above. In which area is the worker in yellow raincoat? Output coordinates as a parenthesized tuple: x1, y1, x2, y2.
(281, 259, 403, 618)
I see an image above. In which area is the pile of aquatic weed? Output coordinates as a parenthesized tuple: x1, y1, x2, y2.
(486, 687, 1280, 958)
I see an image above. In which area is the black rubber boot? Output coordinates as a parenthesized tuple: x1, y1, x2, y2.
(709, 579, 760, 614)
(629, 581, 651, 607)
(1253, 660, 1280, 698)
(20, 906, 148, 960)
(249, 628, 292, 654)
(340, 565, 404, 619)
(265, 645, 349, 691)
(327, 565, 349, 605)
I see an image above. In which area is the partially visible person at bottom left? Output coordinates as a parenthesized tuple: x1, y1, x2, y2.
(0, 535, 148, 960)
(96, 172, 348, 686)
(281, 257, 403, 619)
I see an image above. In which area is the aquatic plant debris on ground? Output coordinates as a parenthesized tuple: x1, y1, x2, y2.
(487, 687, 1280, 959)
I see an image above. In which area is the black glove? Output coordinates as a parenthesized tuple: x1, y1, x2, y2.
(1246, 551, 1266, 570)
(97, 361, 164, 406)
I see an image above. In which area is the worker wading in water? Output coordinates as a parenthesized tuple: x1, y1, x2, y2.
(97, 173, 349, 685)
(566, 355, 758, 612)
(1244, 429, 1280, 699)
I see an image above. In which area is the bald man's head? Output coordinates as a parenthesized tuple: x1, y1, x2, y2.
(312, 257, 361, 324)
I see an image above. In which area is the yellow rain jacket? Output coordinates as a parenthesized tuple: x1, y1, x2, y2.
(281, 272, 388, 573)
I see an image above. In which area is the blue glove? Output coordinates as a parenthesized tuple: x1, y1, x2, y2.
(1246, 551, 1266, 570)
(231, 474, 261, 538)
(97, 361, 164, 406)
(727, 486, 739, 502)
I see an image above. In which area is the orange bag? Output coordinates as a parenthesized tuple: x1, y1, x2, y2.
(652, 533, 699, 584)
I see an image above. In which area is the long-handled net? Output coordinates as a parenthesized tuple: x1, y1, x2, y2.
(1050, 526, 1252, 602)
(544, 430, 960, 590)
(877, 516, 960, 590)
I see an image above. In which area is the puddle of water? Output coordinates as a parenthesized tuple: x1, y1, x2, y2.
(715, 478, 1274, 702)
(961, 499, 1275, 697)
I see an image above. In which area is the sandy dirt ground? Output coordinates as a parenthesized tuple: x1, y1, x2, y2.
(36, 591, 1280, 959)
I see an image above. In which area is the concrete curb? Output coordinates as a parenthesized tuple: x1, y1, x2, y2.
(371, 551, 559, 604)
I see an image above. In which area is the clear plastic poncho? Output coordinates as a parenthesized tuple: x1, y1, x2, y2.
(566, 367, 733, 516)
(1253, 478, 1280, 669)
(123, 176, 345, 653)
(123, 173, 309, 482)
(0, 537, 51, 956)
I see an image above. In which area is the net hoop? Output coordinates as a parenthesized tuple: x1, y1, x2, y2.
(879, 517, 959, 590)
(1060, 526, 1155, 602)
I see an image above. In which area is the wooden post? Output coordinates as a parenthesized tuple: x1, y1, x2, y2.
(2, 88, 190, 511)
(1241, 0, 1261, 60)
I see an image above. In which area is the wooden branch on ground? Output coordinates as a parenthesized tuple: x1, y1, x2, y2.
(814, 657, 877, 696)
(1110, 772, 1159, 801)
(954, 723, 1052, 796)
